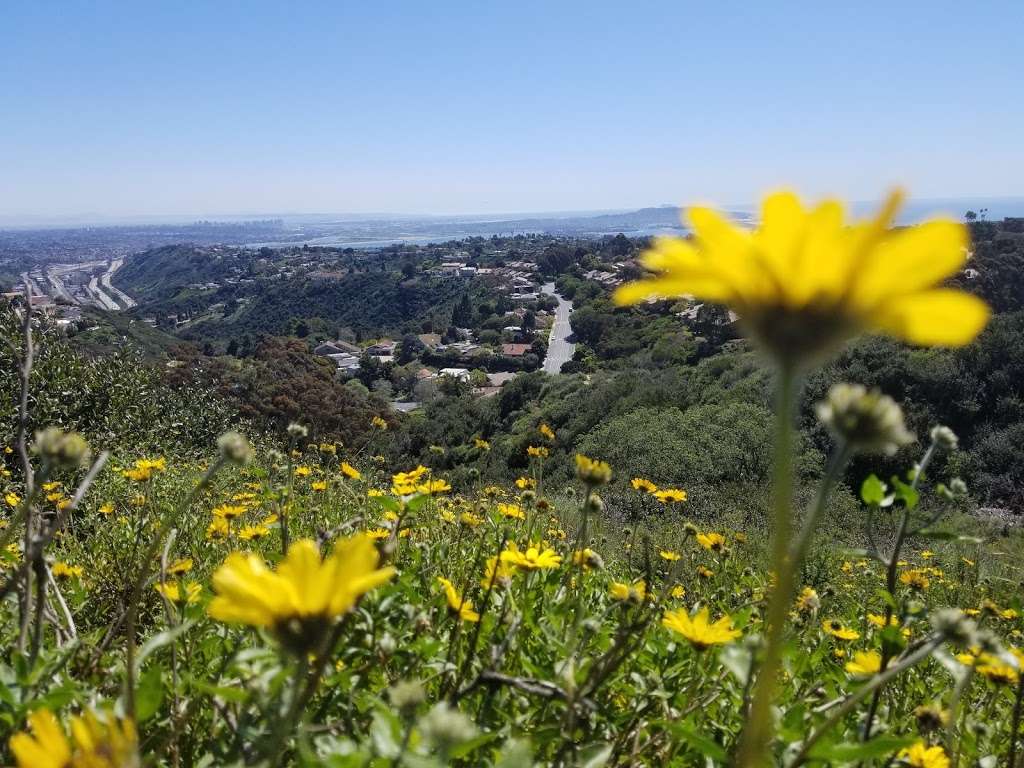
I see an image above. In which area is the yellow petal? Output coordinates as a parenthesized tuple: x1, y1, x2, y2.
(855, 220, 968, 304)
(871, 289, 990, 346)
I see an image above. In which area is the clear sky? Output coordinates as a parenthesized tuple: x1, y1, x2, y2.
(2, 1, 1022, 220)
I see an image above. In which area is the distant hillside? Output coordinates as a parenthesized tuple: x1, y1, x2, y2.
(114, 244, 254, 304)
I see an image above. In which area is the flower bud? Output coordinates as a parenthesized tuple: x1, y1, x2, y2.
(585, 493, 605, 515)
(815, 383, 914, 455)
(931, 608, 977, 646)
(286, 422, 309, 439)
(32, 427, 91, 469)
(389, 679, 426, 715)
(930, 425, 959, 451)
(419, 702, 478, 752)
(217, 431, 252, 465)
(950, 477, 968, 496)
(575, 454, 611, 486)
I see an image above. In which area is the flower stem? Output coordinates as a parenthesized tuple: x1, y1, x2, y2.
(736, 364, 798, 768)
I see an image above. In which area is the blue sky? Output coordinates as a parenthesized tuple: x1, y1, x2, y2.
(2, 1, 1022, 219)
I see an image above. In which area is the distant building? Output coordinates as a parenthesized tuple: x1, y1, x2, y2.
(439, 367, 470, 381)
(501, 343, 531, 357)
(487, 371, 518, 387)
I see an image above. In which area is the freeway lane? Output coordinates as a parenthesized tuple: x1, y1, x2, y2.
(542, 281, 575, 374)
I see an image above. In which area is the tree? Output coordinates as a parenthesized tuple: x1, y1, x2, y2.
(451, 293, 473, 327)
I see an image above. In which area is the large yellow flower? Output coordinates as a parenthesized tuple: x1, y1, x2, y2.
(614, 191, 989, 366)
(663, 606, 741, 649)
(9, 708, 138, 768)
(208, 535, 394, 653)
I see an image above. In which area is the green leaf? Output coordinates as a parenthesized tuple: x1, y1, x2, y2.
(719, 645, 753, 686)
(860, 474, 887, 505)
(809, 734, 915, 761)
(577, 743, 613, 768)
(134, 620, 195, 674)
(890, 477, 919, 510)
(135, 665, 165, 723)
(668, 723, 727, 762)
(448, 731, 501, 759)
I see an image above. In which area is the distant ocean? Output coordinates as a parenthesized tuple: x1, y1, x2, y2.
(246, 196, 1024, 250)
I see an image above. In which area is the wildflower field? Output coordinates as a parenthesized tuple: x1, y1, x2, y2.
(4, 193, 1024, 767)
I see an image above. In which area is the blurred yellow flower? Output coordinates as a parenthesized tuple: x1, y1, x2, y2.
(9, 708, 137, 768)
(696, 532, 726, 552)
(51, 562, 82, 580)
(501, 542, 562, 571)
(900, 741, 950, 768)
(614, 190, 989, 366)
(610, 579, 647, 603)
(659, 549, 681, 562)
(156, 580, 202, 605)
(498, 503, 525, 520)
(663, 606, 741, 649)
(900, 569, 931, 591)
(526, 445, 549, 459)
(515, 476, 535, 490)
(167, 557, 193, 576)
(208, 535, 394, 652)
(631, 477, 657, 493)
(474, 438, 491, 451)
(539, 423, 555, 441)
(340, 462, 361, 480)
(822, 619, 860, 641)
(845, 650, 882, 676)
(437, 576, 479, 622)
(5, 491, 21, 507)
(238, 524, 270, 541)
(575, 454, 611, 485)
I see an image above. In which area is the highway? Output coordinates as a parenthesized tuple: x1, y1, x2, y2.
(542, 281, 575, 374)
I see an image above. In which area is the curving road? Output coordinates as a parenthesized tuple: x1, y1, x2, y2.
(542, 282, 575, 374)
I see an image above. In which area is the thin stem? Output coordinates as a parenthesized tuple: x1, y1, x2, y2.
(736, 365, 798, 768)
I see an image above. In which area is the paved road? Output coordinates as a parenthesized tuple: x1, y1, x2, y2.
(101, 258, 137, 309)
(542, 281, 575, 374)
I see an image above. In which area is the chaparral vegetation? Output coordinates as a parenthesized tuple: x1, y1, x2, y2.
(4, 192, 1024, 768)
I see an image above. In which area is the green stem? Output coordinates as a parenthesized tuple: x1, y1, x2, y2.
(736, 364, 798, 768)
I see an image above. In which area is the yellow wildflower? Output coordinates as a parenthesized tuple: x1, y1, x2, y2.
(498, 503, 525, 520)
(654, 488, 688, 504)
(474, 438, 491, 451)
(900, 569, 930, 591)
(208, 535, 394, 653)
(539, 423, 555, 441)
(340, 462, 361, 480)
(662, 606, 741, 649)
(526, 445, 549, 459)
(437, 576, 479, 622)
(167, 558, 193, 576)
(515, 476, 535, 490)
(51, 562, 83, 580)
(659, 549, 682, 562)
(631, 477, 658, 493)
(575, 454, 612, 485)
(238, 524, 270, 541)
(822, 619, 860, 641)
(900, 741, 950, 768)
(9, 708, 137, 768)
(614, 190, 989, 367)
(98, 502, 115, 516)
(501, 542, 562, 571)
(5, 491, 21, 507)
(696, 532, 726, 552)
(371, 415, 388, 430)
(610, 579, 647, 603)
(845, 650, 882, 676)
